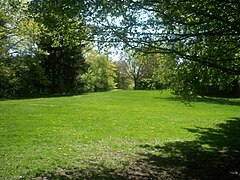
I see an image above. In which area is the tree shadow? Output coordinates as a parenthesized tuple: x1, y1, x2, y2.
(138, 117, 240, 179)
(31, 118, 240, 179)
(154, 96, 240, 107)
(32, 165, 127, 180)
(197, 97, 240, 107)
(0, 93, 81, 101)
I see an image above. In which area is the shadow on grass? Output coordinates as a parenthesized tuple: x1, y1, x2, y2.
(155, 96, 240, 107)
(197, 96, 240, 106)
(33, 165, 127, 180)
(32, 118, 240, 179)
(138, 117, 240, 179)
(0, 93, 80, 101)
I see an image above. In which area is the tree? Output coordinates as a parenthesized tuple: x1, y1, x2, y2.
(2, 0, 239, 98)
(92, 0, 240, 74)
(0, 0, 43, 97)
(0, 0, 42, 57)
(11, 55, 50, 96)
(29, 0, 90, 94)
(36, 40, 87, 94)
(120, 51, 161, 90)
(114, 60, 133, 89)
(89, 0, 240, 98)
(158, 55, 239, 100)
(151, 0, 240, 75)
(78, 50, 116, 92)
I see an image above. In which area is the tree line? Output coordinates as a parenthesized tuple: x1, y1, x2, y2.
(1, 0, 239, 99)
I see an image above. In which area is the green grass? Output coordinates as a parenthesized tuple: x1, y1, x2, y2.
(0, 90, 240, 179)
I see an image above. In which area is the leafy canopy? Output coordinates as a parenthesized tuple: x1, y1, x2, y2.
(91, 0, 240, 75)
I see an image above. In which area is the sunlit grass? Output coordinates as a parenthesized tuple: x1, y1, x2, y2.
(0, 90, 239, 179)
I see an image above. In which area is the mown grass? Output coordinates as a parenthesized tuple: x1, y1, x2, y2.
(0, 90, 239, 179)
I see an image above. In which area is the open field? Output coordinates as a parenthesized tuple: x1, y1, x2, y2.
(0, 90, 240, 179)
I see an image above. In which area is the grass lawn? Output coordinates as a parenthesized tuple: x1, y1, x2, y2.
(0, 90, 240, 179)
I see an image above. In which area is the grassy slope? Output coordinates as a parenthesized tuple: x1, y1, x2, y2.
(0, 90, 239, 179)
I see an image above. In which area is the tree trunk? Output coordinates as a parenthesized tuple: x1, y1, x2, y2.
(134, 78, 138, 90)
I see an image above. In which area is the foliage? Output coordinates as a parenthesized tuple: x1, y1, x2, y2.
(114, 60, 133, 89)
(12, 55, 51, 96)
(0, 0, 44, 97)
(28, 0, 91, 95)
(76, 69, 96, 93)
(92, 0, 240, 74)
(90, 0, 240, 99)
(1, 0, 240, 99)
(0, 60, 16, 97)
(158, 54, 239, 100)
(0, 0, 41, 58)
(120, 51, 162, 90)
(152, 0, 240, 75)
(0, 0, 94, 97)
(36, 42, 87, 94)
(77, 50, 116, 92)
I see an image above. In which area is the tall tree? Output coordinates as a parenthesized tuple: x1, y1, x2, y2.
(30, 0, 90, 94)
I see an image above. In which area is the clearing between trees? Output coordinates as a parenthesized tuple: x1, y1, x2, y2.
(0, 90, 239, 179)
